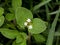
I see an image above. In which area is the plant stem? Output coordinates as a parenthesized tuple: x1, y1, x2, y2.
(28, 32, 31, 45)
(46, 7, 60, 45)
(29, 0, 33, 11)
(56, 37, 59, 45)
(49, 10, 60, 15)
(33, 0, 51, 12)
(45, 5, 50, 22)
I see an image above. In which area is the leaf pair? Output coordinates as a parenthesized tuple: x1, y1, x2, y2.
(0, 28, 27, 45)
(13, 33, 27, 45)
(15, 7, 47, 34)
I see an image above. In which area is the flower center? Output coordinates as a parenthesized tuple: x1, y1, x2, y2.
(24, 18, 32, 29)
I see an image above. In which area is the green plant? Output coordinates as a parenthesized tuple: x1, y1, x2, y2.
(0, 0, 60, 45)
(0, 0, 47, 45)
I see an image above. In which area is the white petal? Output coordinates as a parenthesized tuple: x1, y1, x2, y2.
(24, 22, 28, 26)
(27, 18, 31, 22)
(28, 25, 32, 29)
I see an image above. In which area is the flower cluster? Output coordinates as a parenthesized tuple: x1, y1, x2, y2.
(24, 18, 32, 29)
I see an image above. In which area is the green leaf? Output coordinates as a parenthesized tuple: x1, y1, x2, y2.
(2, 23, 16, 29)
(12, 40, 26, 45)
(20, 40, 26, 45)
(16, 34, 23, 43)
(0, 7, 4, 16)
(15, 7, 33, 28)
(33, 34, 46, 42)
(6, 23, 16, 29)
(0, 28, 19, 39)
(28, 18, 46, 34)
(0, 16, 4, 27)
(8, 8, 14, 13)
(16, 32, 27, 43)
(12, 0, 22, 9)
(5, 13, 15, 21)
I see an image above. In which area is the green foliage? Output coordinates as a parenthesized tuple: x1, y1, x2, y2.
(33, 34, 46, 42)
(0, 28, 19, 39)
(12, 0, 22, 9)
(0, 7, 4, 16)
(0, 0, 60, 45)
(33, 0, 51, 12)
(2, 23, 16, 29)
(0, 16, 4, 27)
(12, 40, 26, 45)
(46, 9, 60, 45)
(0, 7, 4, 27)
(8, 8, 14, 13)
(16, 32, 27, 43)
(5, 13, 15, 21)
(15, 7, 33, 28)
(28, 18, 46, 34)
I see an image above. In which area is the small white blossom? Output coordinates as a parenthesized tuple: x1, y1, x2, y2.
(27, 18, 31, 22)
(24, 22, 28, 26)
(28, 25, 32, 29)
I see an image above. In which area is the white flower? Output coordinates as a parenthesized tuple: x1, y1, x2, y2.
(24, 22, 28, 26)
(27, 18, 31, 22)
(28, 25, 32, 29)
